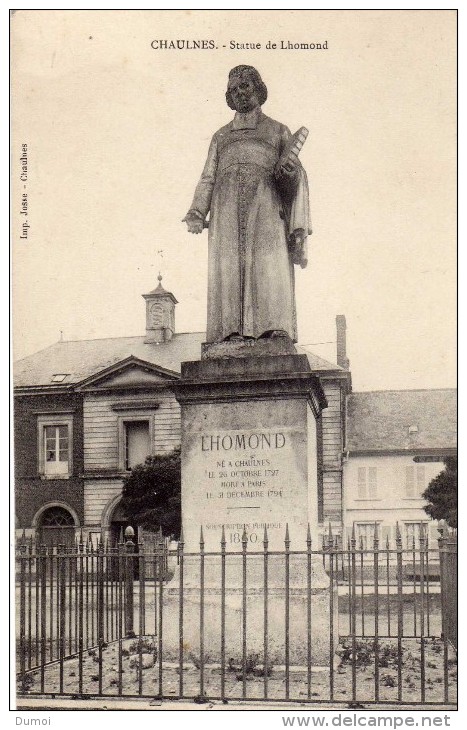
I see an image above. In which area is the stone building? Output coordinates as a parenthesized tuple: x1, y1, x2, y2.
(13, 279, 454, 545)
(343, 388, 457, 550)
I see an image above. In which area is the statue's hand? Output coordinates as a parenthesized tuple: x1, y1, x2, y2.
(182, 210, 205, 234)
(294, 229, 305, 247)
(277, 152, 300, 179)
(291, 229, 308, 269)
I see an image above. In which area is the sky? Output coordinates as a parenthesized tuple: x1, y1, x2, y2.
(11, 9, 457, 392)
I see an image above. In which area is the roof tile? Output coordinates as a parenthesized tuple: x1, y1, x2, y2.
(346, 389, 457, 451)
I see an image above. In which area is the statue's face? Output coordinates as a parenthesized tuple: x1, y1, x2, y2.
(228, 73, 259, 113)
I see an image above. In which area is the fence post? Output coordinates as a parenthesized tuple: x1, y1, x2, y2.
(445, 533, 457, 650)
(438, 521, 457, 651)
(39, 543, 47, 694)
(97, 536, 105, 694)
(124, 526, 135, 636)
(18, 542, 27, 692)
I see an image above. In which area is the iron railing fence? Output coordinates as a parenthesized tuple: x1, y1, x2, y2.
(15, 523, 457, 707)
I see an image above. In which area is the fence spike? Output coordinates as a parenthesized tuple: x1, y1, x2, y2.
(284, 523, 290, 549)
(242, 525, 248, 546)
(263, 524, 269, 547)
(328, 521, 333, 541)
(221, 525, 226, 549)
(306, 523, 311, 547)
(179, 525, 184, 548)
(199, 525, 205, 550)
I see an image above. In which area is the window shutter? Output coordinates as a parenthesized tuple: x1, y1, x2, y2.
(357, 467, 367, 498)
(405, 466, 415, 497)
(368, 467, 377, 498)
(381, 525, 392, 547)
(416, 465, 426, 495)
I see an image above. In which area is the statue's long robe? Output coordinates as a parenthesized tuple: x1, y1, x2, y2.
(190, 109, 311, 343)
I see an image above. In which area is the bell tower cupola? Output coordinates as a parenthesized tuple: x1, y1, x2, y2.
(143, 274, 178, 344)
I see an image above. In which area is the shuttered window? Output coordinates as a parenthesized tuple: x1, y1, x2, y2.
(405, 465, 426, 497)
(404, 522, 428, 550)
(355, 522, 381, 551)
(357, 466, 378, 499)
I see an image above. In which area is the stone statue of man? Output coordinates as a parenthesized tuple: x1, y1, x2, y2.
(183, 65, 311, 344)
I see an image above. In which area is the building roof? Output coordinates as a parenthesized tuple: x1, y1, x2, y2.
(14, 333, 205, 387)
(346, 389, 457, 452)
(14, 335, 342, 388)
(296, 346, 345, 373)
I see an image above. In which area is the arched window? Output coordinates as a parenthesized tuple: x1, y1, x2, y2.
(38, 506, 75, 546)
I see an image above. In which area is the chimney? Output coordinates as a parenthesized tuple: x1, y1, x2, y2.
(143, 274, 178, 344)
(336, 315, 350, 370)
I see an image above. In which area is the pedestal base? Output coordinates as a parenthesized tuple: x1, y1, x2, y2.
(160, 555, 338, 667)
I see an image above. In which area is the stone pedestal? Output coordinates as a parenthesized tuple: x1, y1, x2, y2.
(174, 352, 327, 551)
(163, 349, 337, 666)
(162, 553, 337, 666)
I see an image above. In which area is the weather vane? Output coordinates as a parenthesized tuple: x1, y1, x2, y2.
(156, 249, 164, 278)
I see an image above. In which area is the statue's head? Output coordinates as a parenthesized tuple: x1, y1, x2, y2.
(226, 65, 268, 112)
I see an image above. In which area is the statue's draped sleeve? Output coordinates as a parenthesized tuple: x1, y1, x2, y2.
(190, 135, 218, 219)
(279, 126, 312, 268)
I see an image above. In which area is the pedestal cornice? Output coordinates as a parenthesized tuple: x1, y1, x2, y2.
(174, 354, 328, 418)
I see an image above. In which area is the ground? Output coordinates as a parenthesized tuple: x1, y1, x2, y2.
(18, 635, 457, 707)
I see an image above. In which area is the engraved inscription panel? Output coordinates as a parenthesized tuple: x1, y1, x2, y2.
(183, 427, 309, 550)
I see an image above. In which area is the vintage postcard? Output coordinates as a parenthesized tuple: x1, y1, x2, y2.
(11, 9, 457, 715)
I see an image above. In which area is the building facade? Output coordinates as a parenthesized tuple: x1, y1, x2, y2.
(343, 388, 457, 550)
(14, 281, 455, 546)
